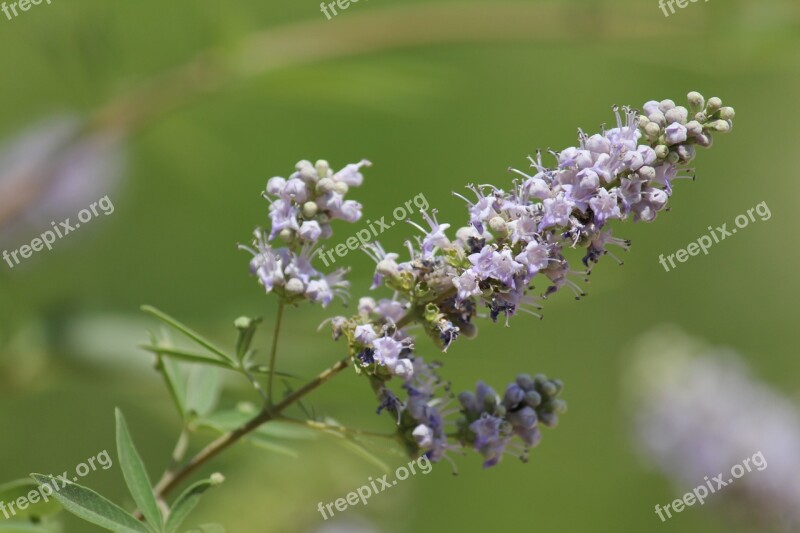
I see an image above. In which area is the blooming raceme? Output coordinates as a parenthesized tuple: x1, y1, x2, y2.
(249, 91, 733, 469)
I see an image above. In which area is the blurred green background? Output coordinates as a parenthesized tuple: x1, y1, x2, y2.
(0, 0, 798, 531)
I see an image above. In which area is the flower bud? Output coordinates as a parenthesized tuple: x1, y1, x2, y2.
(266, 177, 286, 196)
(667, 150, 680, 164)
(637, 166, 656, 181)
(278, 228, 294, 243)
(694, 111, 707, 123)
(695, 133, 713, 148)
(333, 181, 349, 195)
(687, 91, 705, 111)
(665, 106, 688, 125)
(296, 160, 317, 183)
(655, 145, 669, 159)
(644, 122, 661, 140)
(648, 111, 666, 126)
(677, 144, 695, 162)
(302, 201, 318, 218)
(685, 120, 703, 137)
(658, 99, 676, 113)
(710, 120, 731, 133)
(524, 390, 542, 407)
(210, 473, 225, 485)
(637, 115, 650, 128)
(285, 278, 305, 295)
(316, 177, 335, 194)
(315, 159, 331, 178)
(488, 216, 507, 234)
(706, 97, 722, 114)
(719, 107, 735, 120)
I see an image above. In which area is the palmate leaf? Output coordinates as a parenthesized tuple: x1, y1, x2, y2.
(164, 476, 222, 533)
(115, 409, 163, 532)
(30, 475, 150, 533)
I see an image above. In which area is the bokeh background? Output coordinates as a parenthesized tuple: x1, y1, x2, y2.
(1, 0, 798, 531)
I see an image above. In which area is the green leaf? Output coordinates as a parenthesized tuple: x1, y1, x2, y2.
(164, 477, 222, 533)
(30, 474, 150, 533)
(140, 306, 235, 365)
(233, 316, 262, 363)
(115, 409, 163, 532)
(140, 345, 234, 371)
(159, 355, 187, 419)
(245, 365, 301, 380)
(196, 407, 316, 440)
(0, 479, 62, 520)
(185, 366, 221, 418)
(151, 333, 187, 419)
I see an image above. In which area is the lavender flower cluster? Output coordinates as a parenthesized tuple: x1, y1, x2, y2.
(243, 91, 733, 469)
(240, 159, 370, 307)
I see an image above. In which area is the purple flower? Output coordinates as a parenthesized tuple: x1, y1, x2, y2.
(589, 188, 622, 227)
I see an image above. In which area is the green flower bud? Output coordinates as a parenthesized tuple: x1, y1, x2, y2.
(694, 111, 707, 123)
(316, 177, 335, 194)
(210, 473, 225, 485)
(302, 201, 318, 218)
(706, 97, 722, 114)
(488, 216, 507, 235)
(637, 115, 650, 128)
(644, 122, 661, 140)
(655, 145, 669, 159)
(667, 150, 680, 164)
(710, 119, 731, 133)
(315, 159, 331, 178)
(687, 91, 705, 112)
(719, 107, 735, 120)
(278, 228, 294, 243)
(333, 181, 349, 195)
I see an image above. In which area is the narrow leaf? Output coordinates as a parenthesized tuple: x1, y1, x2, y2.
(185, 366, 221, 418)
(115, 409, 163, 532)
(164, 476, 221, 533)
(0, 479, 62, 519)
(140, 345, 234, 370)
(246, 365, 301, 380)
(150, 332, 187, 419)
(30, 474, 150, 533)
(140, 306, 235, 364)
(196, 409, 316, 440)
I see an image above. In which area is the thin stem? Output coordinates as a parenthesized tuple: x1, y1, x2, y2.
(243, 367, 268, 403)
(267, 299, 286, 406)
(152, 356, 351, 501)
(278, 416, 397, 440)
